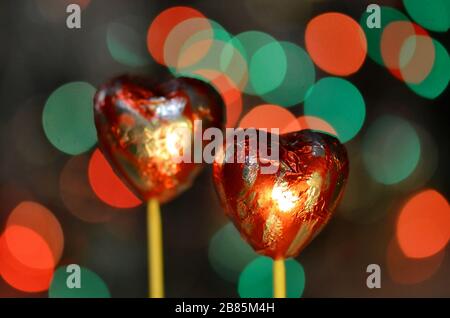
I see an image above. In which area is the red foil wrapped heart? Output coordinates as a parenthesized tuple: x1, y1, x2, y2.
(94, 75, 224, 203)
(213, 130, 349, 259)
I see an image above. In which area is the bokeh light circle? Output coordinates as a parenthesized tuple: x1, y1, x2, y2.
(222, 31, 282, 95)
(381, 21, 419, 79)
(360, 6, 409, 66)
(218, 40, 249, 91)
(88, 148, 142, 208)
(284, 116, 337, 136)
(238, 257, 305, 298)
(403, 0, 450, 32)
(49, 265, 111, 297)
(362, 115, 420, 185)
(172, 19, 233, 74)
(304, 77, 365, 143)
(406, 39, 450, 99)
(380, 20, 414, 69)
(6, 201, 64, 264)
(399, 34, 435, 84)
(1, 226, 54, 271)
(249, 41, 287, 95)
(0, 226, 55, 292)
(239, 104, 297, 134)
(396, 189, 450, 258)
(163, 17, 212, 69)
(107, 17, 151, 67)
(172, 27, 249, 92)
(392, 127, 439, 192)
(380, 20, 434, 83)
(261, 42, 315, 107)
(147, 6, 205, 65)
(306, 12, 367, 76)
(208, 223, 258, 283)
(43, 81, 97, 155)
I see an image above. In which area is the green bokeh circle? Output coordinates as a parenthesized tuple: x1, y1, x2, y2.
(403, 0, 450, 32)
(49, 266, 110, 298)
(304, 77, 366, 143)
(208, 223, 258, 283)
(221, 31, 286, 95)
(107, 21, 150, 67)
(43, 82, 97, 155)
(261, 42, 315, 107)
(406, 39, 450, 99)
(362, 115, 421, 185)
(249, 41, 287, 95)
(238, 257, 306, 298)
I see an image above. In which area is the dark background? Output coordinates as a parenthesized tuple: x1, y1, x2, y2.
(0, 0, 448, 297)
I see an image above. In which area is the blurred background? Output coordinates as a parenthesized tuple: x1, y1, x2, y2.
(0, 0, 449, 297)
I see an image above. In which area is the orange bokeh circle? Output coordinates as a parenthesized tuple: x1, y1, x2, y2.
(0, 226, 55, 292)
(305, 12, 367, 76)
(396, 189, 450, 259)
(381, 21, 434, 83)
(164, 18, 212, 69)
(147, 6, 206, 65)
(6, 201, 64, 265)
(238, 104, 297, 134)
(284, 115, 337, 136)
(88, 149, 142, 209)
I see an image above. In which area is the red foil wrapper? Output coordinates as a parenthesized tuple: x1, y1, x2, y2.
(213, 130, 349, 259)
(94, 75, 224, 203)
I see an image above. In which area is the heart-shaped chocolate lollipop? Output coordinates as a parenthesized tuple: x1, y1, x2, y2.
(213, 129, 349, 259)
(94, 75, 224, 203)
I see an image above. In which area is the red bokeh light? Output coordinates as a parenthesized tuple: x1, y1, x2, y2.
(0, 226, 54, 292)
(396, 189, 450, 259)
(305, 12, 367, 76)
(147, 6, 206, 65)
(88, 148, 142, 208)
(164, 18, 212, 68)
(6, 201, 64, 264)
(284, 115, 337, 136)
(381, 21, 434, 83)
(238, 104, 297, 134)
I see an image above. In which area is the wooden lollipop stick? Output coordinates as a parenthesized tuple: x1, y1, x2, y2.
(273, 259, 286, 298)
(147, 199, 164, 298)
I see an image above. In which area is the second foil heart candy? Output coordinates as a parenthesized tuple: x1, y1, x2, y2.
(94, 75, 224, 203)
(213, 129, 349, 259)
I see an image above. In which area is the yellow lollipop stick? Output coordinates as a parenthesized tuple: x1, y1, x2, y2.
(147, 199, 164, 298)
(273, 258, 286, 298)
